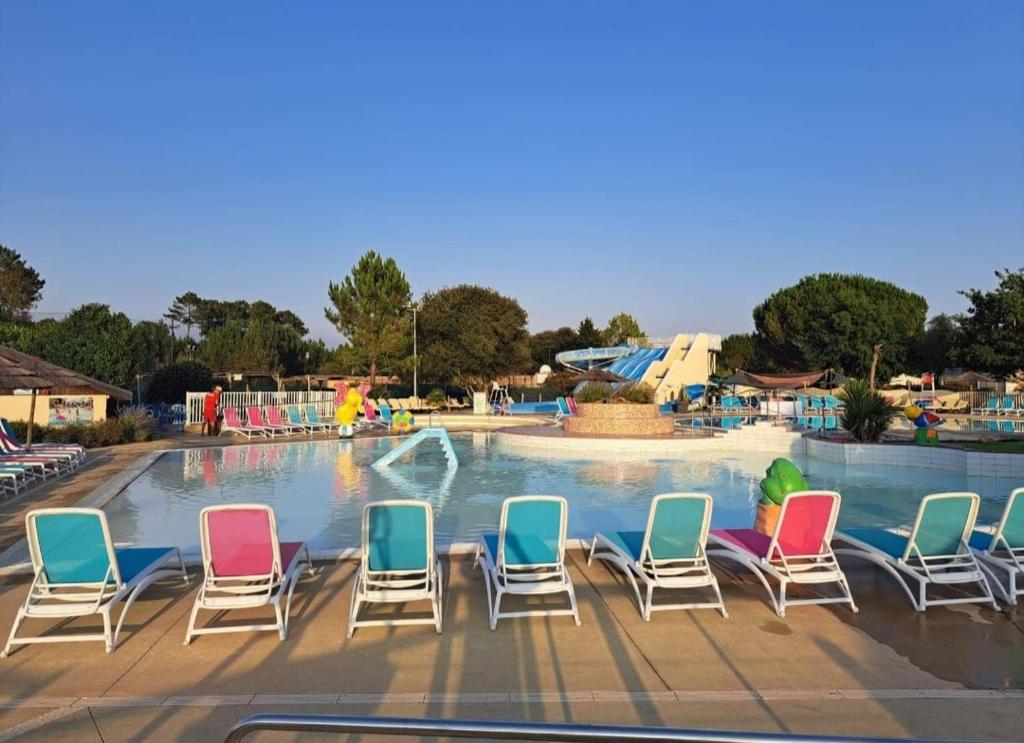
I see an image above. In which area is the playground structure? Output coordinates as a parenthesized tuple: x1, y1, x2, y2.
(555, 333, 721, 404)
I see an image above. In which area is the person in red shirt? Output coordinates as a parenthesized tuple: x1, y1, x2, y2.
(202, 386, 222, 436)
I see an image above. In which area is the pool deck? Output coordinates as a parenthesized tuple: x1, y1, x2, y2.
(0, 436, 1022, 741)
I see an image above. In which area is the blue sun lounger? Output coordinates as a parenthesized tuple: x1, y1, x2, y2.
(970, 487, 1024, 605)
(835, 493, 997, 611)
(3, 508, 188, 656)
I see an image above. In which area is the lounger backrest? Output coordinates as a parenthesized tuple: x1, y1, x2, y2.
(994, 488, 1024, 549)
(287, 406, 304, 425)
(363, 403, 378, 420)
(363, 501, 432, 572)
(566, 397, 578, 415)
(644, 493, 711, 561)
(379, 404, 393, 421)
(556, 397, 570, 415)
(266, 407, 285, 425)
(223, 408, 243, 427)
(499, 496, 566, 568)
(0, 418, 17, 443)
(202, 505, 279, 578)
(305, 405, 323, 423)
(28, 509, 119, 585)
(908, 493, 978, 559)
(246, 406, 267, 426)
(771, 491, 840, 558)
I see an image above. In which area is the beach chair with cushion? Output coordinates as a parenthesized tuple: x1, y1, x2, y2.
(304, 405, 337, 434)
(474, 495, 580, 630)
(221, 407, 269, 439)
(185, 505, 313, 644)
(3, 508, 188, 656)
(0, 418, 85, 463)
(588, 493, 727, 620)
(708, 491, 857, 617)
(835, 492, 997, 611)
(348, 500, 443, 637)
(970, 488, 1024, 605)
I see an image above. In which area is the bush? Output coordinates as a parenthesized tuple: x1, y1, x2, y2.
(146, 362, 214, 404)
(575, 382, 612, 403)
(5, 409, 156, 448)
(426, 388, 446, 406)
(838, 379, 898, 442)
(614, 382, 656, 404)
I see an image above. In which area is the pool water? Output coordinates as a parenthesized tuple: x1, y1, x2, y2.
(103, 434, 1018, 554)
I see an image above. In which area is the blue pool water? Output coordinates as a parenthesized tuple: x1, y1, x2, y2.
(102, 434, 1018, 554)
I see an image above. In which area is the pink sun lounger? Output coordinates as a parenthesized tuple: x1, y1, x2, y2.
(707, 491, 858, 617)
(184, 505, 313, 644)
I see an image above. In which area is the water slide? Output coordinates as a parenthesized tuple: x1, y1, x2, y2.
(555, 345, 633, 371)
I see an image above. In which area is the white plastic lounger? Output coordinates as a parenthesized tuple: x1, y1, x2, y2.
(474, 495, 580, 630)
(835, 492, 998, 611)
(348, 500, 443, 637)
(970, 488, 1024, 605)
(3, 508, 188, 656)
(588, 493, 727, 620)
(184, 504, 313, 644)
(708, 491, 857, 617)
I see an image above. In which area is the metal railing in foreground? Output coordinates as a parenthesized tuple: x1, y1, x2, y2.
(224, 713, 953, 743)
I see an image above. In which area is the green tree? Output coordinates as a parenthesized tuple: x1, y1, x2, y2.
(753, 274, 927, 381)
(146, 362, 214, 404)
(954, 268, 1024, 377)
(164, 292, 202, 340)
(29, 304, 137, 388)
(419, 284, 530, 394)
(719, 333, 756, 373)
(908, 314, 959, 375)
(576, 316, 605, 348)
(198, 319, 306, 375)
(325, 251, 412, 381)
(130, 320, 174, 373)
(0, 246, 45, 323)
(528, 326, 579, 368)
(602, 312, 644, 345)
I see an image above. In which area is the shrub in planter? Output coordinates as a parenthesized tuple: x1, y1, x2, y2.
(838, 379, 898, 442)
(426, 388, 446, 407)
(613, 382, 656, 404)
(575, 383, 613, 404)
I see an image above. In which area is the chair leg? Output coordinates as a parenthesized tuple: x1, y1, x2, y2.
(643, 583, 654, 622)
(566, 578, 581, 626)
(2, 607, 26, 658)
(347, 574, 362, 639)
(184, 595, 203, 645)
(434, 562, 444, 634)
(711, 575, 729, 619)
(102, 607, 114, 653)
(274, 598, 286, 641)
(490, 587, 503, 631)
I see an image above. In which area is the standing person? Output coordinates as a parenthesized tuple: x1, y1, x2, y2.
(202, 385, 222, 436)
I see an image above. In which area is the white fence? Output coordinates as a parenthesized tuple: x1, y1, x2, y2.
(185, 391, 336, 426)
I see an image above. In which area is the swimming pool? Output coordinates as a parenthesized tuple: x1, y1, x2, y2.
(101, 434, 1018, 555)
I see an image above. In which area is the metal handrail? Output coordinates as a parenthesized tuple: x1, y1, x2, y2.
(224, 713, 948, 743)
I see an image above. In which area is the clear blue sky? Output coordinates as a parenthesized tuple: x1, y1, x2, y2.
(2, 1, 1022, 342)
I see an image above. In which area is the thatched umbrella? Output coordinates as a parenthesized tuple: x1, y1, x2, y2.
(570, 367, 629, 385)
(0, 357, 57, 449)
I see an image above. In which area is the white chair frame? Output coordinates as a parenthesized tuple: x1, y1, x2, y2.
(347, 500, 443, 637)
(3, 507, 188, 656)
(184, 504, 313, 644)
(474, 495, 580, 630)
(971, 488, 1024, 606)
(588, 493, 728, 620)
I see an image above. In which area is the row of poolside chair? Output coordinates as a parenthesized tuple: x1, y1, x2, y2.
(796, 395, 843, 412)
(0, 419, 85, 498)
(974, 395, 1024, 417)
(554, 396, 578, 420)
(220, 401, 427, 440)
(6, 488, 1021, 657)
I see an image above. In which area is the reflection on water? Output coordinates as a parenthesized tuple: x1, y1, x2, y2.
(106, 435, 1019, 554)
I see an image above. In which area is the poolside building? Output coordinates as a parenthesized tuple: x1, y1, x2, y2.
(0, 345, 131, 426)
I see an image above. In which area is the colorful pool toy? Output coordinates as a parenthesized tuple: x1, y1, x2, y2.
(756, 458, 809, 535)
(335, 387, 362, 438)
(905, 404, 943, 429)
(393, 409, 415, 433)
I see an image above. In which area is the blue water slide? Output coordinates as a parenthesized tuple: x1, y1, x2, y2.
(555, 345, 634, 370)
(613, 347, 666, 381)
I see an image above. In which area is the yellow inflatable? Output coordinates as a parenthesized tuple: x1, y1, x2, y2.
(335, 387, 362, 437)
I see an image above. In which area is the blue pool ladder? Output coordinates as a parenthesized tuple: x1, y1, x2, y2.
(371, 423, 459, 470)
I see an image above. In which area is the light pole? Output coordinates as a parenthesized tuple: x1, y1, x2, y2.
(409, 303, 419, 400)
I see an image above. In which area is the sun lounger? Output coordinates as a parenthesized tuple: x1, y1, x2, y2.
(835, 492, 998, 611)
(246, 406, 286, 438)
(708, 491, 857, 617)
(184, 504, 313, 644)
(348, 500, 443, 637)
(378, 403, 398, 429)
(304, 405, 338, 434)
(0, 418, 85, 462)
(265, 406, 303, 435)
(474, 495, 580, 630)
(566, 396, 579, 416)
(0, 428, 80, 470)
(221, 407, 269, 439)
(554, 397, 573, 420)
(975, 395, 1000, 416)
(970, 488, 1024, 605)
(284, 405, 316, 435)
(588, 493, 727, 620)
(3, 508, 187, 656)
(362, 403, 390, 430)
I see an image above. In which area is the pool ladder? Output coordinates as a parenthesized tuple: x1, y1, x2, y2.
(371, 416, 458, 470)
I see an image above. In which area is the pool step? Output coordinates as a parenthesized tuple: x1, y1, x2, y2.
(371, 428, 459, 469)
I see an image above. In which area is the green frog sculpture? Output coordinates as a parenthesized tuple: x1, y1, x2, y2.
(758, 458, 808, 507)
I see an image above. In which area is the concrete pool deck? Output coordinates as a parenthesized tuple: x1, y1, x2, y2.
(0, 434, 1022, 741)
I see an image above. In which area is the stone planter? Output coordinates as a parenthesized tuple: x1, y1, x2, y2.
(563, 402, 674, 438)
